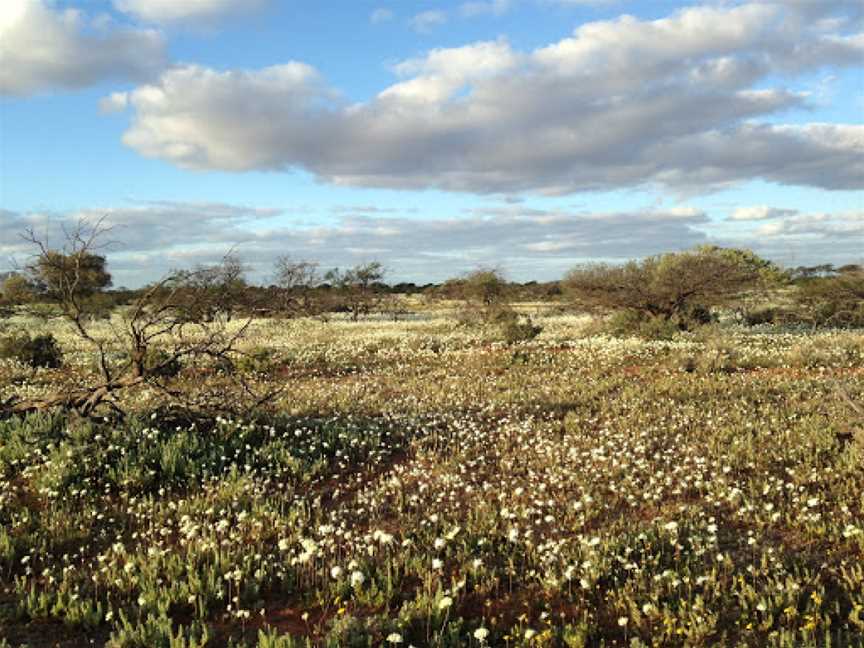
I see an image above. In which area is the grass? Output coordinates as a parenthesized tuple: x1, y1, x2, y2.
(0, 310, 862, 647)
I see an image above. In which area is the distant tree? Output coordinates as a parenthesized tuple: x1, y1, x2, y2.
(462, 268, 509, 306)
(792, 267, 864, 328)
(174, 253, 248, 322)
(324, 262, 386, 321)
(4, 222, 280, 419)
(272, 256, 323, 317)
(563, 246, 784, 331)
(1, 273, 36, 305)
(27, 249, 112, 298)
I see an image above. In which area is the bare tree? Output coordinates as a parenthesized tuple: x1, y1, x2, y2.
(2, 221, 283, 419)
(272, 256, 323, 318)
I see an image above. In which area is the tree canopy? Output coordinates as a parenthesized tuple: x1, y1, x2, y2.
(563, 246, 783, 328)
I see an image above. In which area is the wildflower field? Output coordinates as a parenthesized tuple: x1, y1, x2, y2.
(1, 313, 863, 647)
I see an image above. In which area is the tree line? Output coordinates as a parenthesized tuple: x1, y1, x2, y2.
(0, 221, 861, 420)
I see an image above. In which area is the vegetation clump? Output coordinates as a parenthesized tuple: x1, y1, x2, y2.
(0, 331, 63, 368)
(564, 246, 784, 338)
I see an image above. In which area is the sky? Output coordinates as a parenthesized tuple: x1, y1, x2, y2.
(0, 0, 862, 288)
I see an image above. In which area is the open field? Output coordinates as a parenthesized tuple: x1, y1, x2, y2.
(1, 313, 863, 647)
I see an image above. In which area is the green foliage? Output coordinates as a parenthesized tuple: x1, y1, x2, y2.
(461, 268, 508, 306)
(28, 250, 112, 298)
(0, 331, 63, 368)
(792, 271, 864, 328)
(564, 246, 782, 330)
(107, 611, 210, 648)
(0, 273, 36, 306)
(500, 317, 543, 344)
(595, 310, 682, 340)
(144, 348, 183, 378)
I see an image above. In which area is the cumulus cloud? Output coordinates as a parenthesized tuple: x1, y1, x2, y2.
(109, 2, 863, 195)
(0, 0, 166, 96)
(729, 206, 799, 221)
(112, 0, 268, 24)
(744, 210, 864, 264)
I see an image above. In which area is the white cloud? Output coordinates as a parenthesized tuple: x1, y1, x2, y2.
(729, 206, 799, 221)
(370, 8, 395, 24)
(755, 211, 864, 238)
(0, 0, 166, 96)
(113, 0, 268, 24)
(410, 10, 448, 33)
(4, 203, 861, 286)
(0, 204, 712, 286)
(460, 0, 514, 18)
(109, 1, 864, 195)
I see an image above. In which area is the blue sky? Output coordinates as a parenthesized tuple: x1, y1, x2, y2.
(1, 0, 862, 287)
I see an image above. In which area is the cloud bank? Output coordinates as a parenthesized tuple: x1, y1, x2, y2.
(0, 0, 166, 96)
(105, 2, 864, 196)
(3, 202, 860, 287)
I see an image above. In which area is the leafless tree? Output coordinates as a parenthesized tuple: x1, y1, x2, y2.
(272, 256, 324, 318)
(2, 220, 284, 419)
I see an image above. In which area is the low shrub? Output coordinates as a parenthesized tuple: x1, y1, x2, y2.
(601, 311, 681, 340)
(501, 317, 543, 344)
(0, 332, 63, 368)
(145, 348, 183, 378)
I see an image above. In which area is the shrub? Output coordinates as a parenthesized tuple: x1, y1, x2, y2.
(743, 307, 780, 326)
(501, 317, 543, 344)
(456, 303, 518, 328)
(564, 246, 782, 329)
(601, 311, 681, 340)
(235, 346, 277, 374)
(144, 348, 182, 378)
(791, 271, 864, 328)
(0, 332, 63, 368)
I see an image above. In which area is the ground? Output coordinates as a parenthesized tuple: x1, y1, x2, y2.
(1, 310, 863, 647)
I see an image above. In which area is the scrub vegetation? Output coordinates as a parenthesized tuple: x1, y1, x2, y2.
(0, 226, 862, 647)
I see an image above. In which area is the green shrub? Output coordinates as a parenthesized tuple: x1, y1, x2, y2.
(456, 302, 519, 328)
(743, 307, 780, 326)
(235, 346, 277, 373)
(792, 272, 864, 328)
(0, 332, 63, 368)
(601, 311, 681, 340)
(501, 317, 543, 344)
(145, 348, 183, 378)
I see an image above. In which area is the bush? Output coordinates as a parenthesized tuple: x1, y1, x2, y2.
(0, 332, 63, 368)
(456, 303, 518, 328)
(144, 348, 182, 378)
(501, 317, 543, 344)
(564, 246, 782, 327)
(743, 307, 780, 326)
(235, 346, 277, 374)
(792, 271, 864, 328)
(601, 311, 681, 340)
